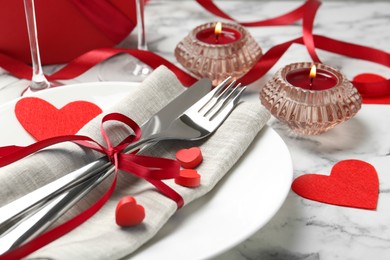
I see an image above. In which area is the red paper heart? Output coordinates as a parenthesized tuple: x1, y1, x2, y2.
(353, 73, 387, 84)
(15, 97, 102, 141)
(176, 147, 203, 169)
(292, 160, 379, 210)
(352, 73, 390, 104)
(175, 169, 201, 187)
(115, 196, 145, 227)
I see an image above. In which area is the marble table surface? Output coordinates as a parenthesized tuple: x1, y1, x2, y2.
(1, 1, 390, 259)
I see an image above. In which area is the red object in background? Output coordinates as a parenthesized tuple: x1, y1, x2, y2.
(353, 73, 387, 85)
(353, 73, 390, 104)
(286, 68, 338, 90)
(15, 97, 102, 141)
(0, 0, 136, 65)
(292, 160, 379, 210)
(196, 27, 241, 44)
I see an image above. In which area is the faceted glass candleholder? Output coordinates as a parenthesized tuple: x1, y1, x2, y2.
(260, 62, 362, 135)
(175, 22, 262, 86)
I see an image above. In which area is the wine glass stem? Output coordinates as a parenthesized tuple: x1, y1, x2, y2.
(136, 0, 147, 50)
(24, 0, 50, 90)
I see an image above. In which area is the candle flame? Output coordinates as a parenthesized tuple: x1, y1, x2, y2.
(309, 64, 317, 79)
(215, 22, 222, 35)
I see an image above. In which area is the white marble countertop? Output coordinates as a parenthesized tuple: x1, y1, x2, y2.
(1, 1, 390, 259)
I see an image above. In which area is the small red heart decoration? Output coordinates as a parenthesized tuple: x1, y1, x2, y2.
(176, 147, 203, 169)
(115, 196, 145, 227)
(15, 97, 102, 141)
(175, 169, 201, 187)
(353, 73, 387, 84)
(352, 73, 390, 104)
(292, 160, 379, 210)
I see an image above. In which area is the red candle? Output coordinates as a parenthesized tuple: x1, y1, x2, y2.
(196, 22, 241, 45)
(286, 65, 338, 90)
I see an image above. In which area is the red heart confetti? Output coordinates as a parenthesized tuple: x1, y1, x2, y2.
(15, 97, 102, 141)
(292, 160, 379, 210)
(115, 196, 145, 227)
(175, 169, 201, 187)
(176, 147, 203, 169)
(353, 73, 390, 104)
(353, 73, 387, 84)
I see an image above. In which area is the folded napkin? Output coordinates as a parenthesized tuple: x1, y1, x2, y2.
(0, 66, 270, 259)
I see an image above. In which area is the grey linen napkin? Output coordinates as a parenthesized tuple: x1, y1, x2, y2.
(0, 66, 270, 259)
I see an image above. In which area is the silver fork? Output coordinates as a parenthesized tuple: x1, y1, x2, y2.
(0, 79, 246, 255)
(125, 79, 245, 148)
(0, 77, 222, 232)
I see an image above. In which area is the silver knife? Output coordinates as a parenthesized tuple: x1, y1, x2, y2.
(0, 78, 212, 234)
(0, 172, 103, 254)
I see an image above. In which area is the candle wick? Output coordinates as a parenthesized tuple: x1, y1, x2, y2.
(215, 33, 220, 43)
(310, 77, 314, 89)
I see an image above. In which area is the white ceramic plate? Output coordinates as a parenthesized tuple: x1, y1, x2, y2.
(0, 82, 293, 259)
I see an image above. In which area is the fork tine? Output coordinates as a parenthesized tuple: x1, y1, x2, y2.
(204, 81, 240, 117)
(197, 76, 232, 113)
(209, 85, 246, 121)
(203, 80, 237, 116)
(215, 79, 237, 100)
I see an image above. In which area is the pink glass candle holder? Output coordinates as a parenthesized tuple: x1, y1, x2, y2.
(260, 62, 362, 135)
(175, 22, 262, 86)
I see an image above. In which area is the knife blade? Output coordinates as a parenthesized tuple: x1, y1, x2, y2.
(0, 78, 212, 233)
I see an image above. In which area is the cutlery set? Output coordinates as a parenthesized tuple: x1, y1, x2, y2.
(0, 77, 246, 256)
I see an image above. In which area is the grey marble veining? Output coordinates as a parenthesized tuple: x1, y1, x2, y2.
(148, 1, 390, 260)
(0, 1, 390, 259)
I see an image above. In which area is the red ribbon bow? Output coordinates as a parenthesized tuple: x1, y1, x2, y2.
(0, 112, 183, 260)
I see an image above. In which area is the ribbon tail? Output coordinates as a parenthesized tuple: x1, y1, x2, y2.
(0, 145, 25, 157)
(312, 35, 390, 68)
(117, 154, 183, 208)
(47, 48, 197, 87)
(147, 178, 184, 209)
(0, 135, 100, 167)
(196, 0, 313, 26)
(239, 38, 302, 85)
(0, 174, 118, 260)
(302, 0, 322, 63)
(0, 53, 32, 80)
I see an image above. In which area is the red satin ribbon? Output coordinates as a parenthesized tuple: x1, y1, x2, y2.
(196, 0, 313, 26)
(0, 112, 182, 260)
(196, 0, 390, 102)
(1, 0, 390, 258)
(1, 0, 389, 103)
(239, 35, 390, 97)
(0, 49, 198, 88)
(302, 0, 321, 63)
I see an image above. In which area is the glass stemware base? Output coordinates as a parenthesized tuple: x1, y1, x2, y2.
(98, 54, 152, 82)
(21, 80, 63, 96)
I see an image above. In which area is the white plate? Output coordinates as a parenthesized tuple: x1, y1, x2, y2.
(0, 82, 293, 259)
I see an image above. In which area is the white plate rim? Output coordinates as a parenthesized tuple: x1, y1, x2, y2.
(0, 82, 293, 259)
